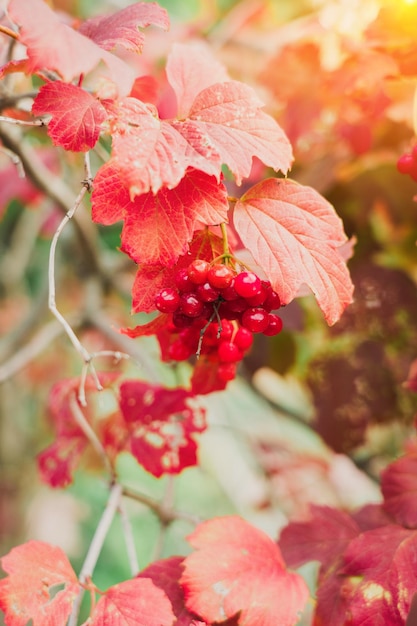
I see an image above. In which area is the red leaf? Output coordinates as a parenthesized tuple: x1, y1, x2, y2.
(279, 504, 360, 570)
(173, 81, 293, 185)
(91, 161, 129, 225)
(8, 0, 135, 95)
(130, 228, 224, 314)
(190, 357, 231, 395)
(89, 578, 175, 626)
(138, 556, 205, 625)
(78, 2, 169, 54)
(120, 170, 229, 266)
(381, 454, 417, 528)
(0, 540, 79, 626)
(32, 82, 108, 151)
(341, 525, 417, 622)
(233, 178, 354, 325)
(119, 381, 206, 477)
(166, 42, 230, 119)
(181, 515, 309, 626)
(121, 313, 169, 338)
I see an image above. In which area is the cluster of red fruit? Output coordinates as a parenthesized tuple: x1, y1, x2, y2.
(397, 145, 417, 181)
(154, 260, 283, 382)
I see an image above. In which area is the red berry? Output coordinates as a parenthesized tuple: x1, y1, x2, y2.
(218, 341, 242, 363)
(218, 319, 233, 341)
(245, 285, 267, 306)
(241, 307, 269, 333)
(172, 311, 194, 328)
(221, 279, 239, 301)
(234, 327, 253, 351)
(397, 153, 414, 175)
(220, 297, 248, 314)
(217, 362, 237, 382)
(154, 288, 180, 313)
(263, 314, 283, 336)
(234, 271, 262, 298)
(175, 268, 194, 292)
(263, 289, 281, 312)
(196, 282, 220, 302)
(207, 263, 235, 289)
(180, 293, 204, 317)
(187, 259, 210, 285)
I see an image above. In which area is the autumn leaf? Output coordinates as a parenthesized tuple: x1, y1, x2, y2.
(77, 2, 169, 54)
(381, 454, 417, 528)
(0, 540, 79, 626)
(8, 0, 135, 95)
(173, 81, 293, 185)
(279, 504, 360, 570)
(32, 82, 108, 151)
(118, 380, 206, 477)
(119, 170, 229, 266)
(166, 42, 230, 119)
(88, 578, 175, 626)
(233, 177, 354, 325)
(181, 515, 309, 626)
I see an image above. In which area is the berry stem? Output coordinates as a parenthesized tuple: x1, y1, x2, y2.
(220, 222, 231, 258)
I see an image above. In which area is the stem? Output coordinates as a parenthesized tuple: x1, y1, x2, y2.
(69, 394, 115, 479)
(69, 483, 123, 626)
(0, 116, 44, 126)
(118, 502, 140, 576)
(0, 25, 19, 40)
(220, 222, 231, 257)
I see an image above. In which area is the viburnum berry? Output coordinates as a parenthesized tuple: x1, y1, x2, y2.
(241, 307, 270, 333)
(263, 313, 283, 336)
(172, 311, 194, 328)
(154, 288, 180, 313)
(263, 289, 281, 311)
(397, 153, 414, 174)
(207, 263, 235, 289)
(180, 293, 204, 317)
(234, 327, 253, 351)
(234, 271, 262, 298)
(187, 259, 210, 285)
(175, 268, 194, 292)
(221, 278, 239, 301)
(196, 282, 219, 302)
(218, 341, 243, 363)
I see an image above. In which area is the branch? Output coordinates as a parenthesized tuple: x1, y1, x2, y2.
(0, 122, 105, 281)
(69, 482, 123, 626)
(122, 485, 201, 526)
(118, 502, 140, 576)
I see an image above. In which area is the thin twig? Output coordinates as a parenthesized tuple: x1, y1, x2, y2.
(69, 393, 115, 479)
(68, 482, 123, 626)
(0, 115, 44, 126)
(0, 144, 24, 176)
(118, 501, 140, 576)
(122, 485, 201, 526)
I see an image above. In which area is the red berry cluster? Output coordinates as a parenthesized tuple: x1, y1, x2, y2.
(154, 260, 283, 381)
(397, 145, 417, 181)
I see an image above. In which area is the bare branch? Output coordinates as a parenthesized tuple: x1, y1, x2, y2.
(122, 485, 201, 527)
(0, 115, 45, 127)
(69, 482, 123, 626)
(118, 502, 140, 576)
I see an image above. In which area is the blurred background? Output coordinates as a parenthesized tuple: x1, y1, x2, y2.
(2, 0, 417, 622)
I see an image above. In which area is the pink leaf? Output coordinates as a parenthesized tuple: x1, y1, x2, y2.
(381, 454, 417, 528)
(233, 177, 354, 325)
(89, 578, 175, 626)
(78, 2, 169, 53)
(119, 170, 229, 266)
(109, 98, 219, 197)
(166, 42, 229, 118)
(173, 81, 293, 184)
(32, 82, 108, 151)
(0, 540, 79, 626)
(9, 0, 135, 95)
(181, 516, 309, 626)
